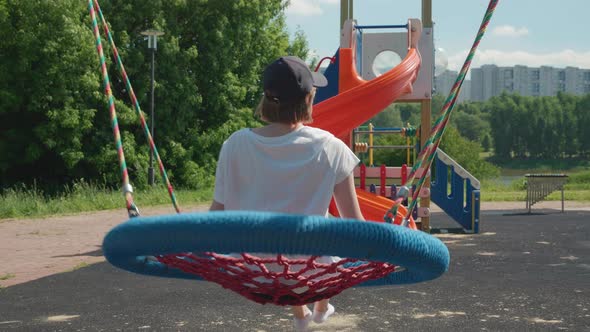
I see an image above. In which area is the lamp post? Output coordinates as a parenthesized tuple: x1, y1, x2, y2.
(141, 29, 164, 186)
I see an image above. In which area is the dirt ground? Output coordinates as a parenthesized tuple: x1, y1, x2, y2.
(1, 201, 588, 288)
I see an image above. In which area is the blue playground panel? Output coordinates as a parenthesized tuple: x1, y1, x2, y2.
(430, 155, 481, 233)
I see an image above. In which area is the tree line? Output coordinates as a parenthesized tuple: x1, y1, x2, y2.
(485, 92, 590, 160)
(440, 92, 590, 161)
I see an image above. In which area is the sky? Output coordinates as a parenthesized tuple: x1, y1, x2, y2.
(285, 0, 590, 72)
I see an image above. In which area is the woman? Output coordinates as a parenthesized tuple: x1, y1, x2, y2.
(210, 56, 364, 331)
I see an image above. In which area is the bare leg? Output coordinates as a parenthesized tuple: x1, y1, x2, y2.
(313, 299, 330, 312)
(292, 305, 311, 319)
(292, 305, 312, 331)
(312, 299, 335, 324)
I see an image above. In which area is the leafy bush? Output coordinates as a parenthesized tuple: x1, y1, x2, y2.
(438, 126, 500, 179)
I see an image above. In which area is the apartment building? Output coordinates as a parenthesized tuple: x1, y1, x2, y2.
(469, 65, 590, 102)
(433, 69, 471, 102)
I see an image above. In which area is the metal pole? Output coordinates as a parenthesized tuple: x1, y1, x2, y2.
(369, 123, 374, 166)
(561, 186, 565, 213)
(420, 0, 433, 232)
(340, 0, 353, 28)
(422, 0, 433, 28)
(141, 29, 163, 186)
(148, 46, 155, 186)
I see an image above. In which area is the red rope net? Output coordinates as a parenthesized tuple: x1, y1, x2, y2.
(157, 253, 398, 305)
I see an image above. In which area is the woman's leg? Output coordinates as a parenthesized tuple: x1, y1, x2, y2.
(292, 305, 312, 331)
(312, 299, 335, 323)
(313, 299, 330, 312)
(292, 305, 311, 318)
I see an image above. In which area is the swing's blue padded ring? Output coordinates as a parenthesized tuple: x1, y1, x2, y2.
(103, 211, 450, 286)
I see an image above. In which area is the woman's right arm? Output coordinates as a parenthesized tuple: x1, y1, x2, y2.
(333, 173, 365, 221)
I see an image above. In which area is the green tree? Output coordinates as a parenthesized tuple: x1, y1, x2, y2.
(452, 101, 489, 143)
(487, 93, 517, 159)
(0, 0, 308, 190)
(438, 126, 499, 179)
(370, 134, 411, 167)
(95, 0, 302, 188)
(481, 134, 491, 152)
(576, 94, 590, 156)
(557, 92, 580, 157)
(431, 94, 446, 118)
(288, 28, 315, 66)
(452, 111, 489, 142)
(397, 103, 421, 125)
(0, 0, 103, 187)
(540, 96, 563, 158)
(366, 104, 403, 128)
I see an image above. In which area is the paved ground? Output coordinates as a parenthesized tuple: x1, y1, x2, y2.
(1, 204, 589, 331)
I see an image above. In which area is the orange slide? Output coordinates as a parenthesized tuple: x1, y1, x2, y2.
(312, 43, 421, 226)
(310, 47, 421, 139)
(356, 189, 417, 229)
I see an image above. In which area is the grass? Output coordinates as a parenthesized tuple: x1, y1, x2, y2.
(480, 170, 590, 201)
(487, 156, 590, 173)
(0, 181, 213, 220)
(0, 273, 15, 281)
(69, 262, 90, 272)
(0, 273, 13, 291)
(1, 169, 589, 220)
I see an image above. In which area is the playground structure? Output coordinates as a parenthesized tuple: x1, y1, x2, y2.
(94, 0, 498, 308)
(311, 0, 481, 233)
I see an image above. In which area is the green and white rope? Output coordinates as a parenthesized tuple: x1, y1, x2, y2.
(89, 0, 181, 215)
(88, 0, 139, 217)
(389, 0, 499, 225)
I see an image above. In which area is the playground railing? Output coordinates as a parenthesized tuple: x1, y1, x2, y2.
(430, 149, 481, 233)
(525, 174, 568, 213)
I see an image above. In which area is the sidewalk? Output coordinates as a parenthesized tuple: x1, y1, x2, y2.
(431, 200, 590, 213)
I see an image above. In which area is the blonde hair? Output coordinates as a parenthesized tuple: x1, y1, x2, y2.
(255, 90, 315, 124)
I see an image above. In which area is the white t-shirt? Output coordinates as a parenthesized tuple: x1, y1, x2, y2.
(214, 125, 360, 216)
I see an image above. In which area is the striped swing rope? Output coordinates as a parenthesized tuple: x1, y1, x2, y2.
(387, 0, 499, 225)
(88, 0, 181, 215)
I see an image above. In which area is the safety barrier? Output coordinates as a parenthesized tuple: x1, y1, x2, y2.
(525, 174, 568, 213)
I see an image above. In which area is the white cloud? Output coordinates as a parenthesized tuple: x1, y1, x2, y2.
(446, 49, 590, 72)
(492, 25, 529, 37)
(286, 0, 323, 16)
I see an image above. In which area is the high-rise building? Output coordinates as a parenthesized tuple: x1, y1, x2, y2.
(469, 65, 590, 102)
(433, 70, 470, 103)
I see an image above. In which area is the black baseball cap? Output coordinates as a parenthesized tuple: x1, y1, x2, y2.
(263, 56, 328, 103)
